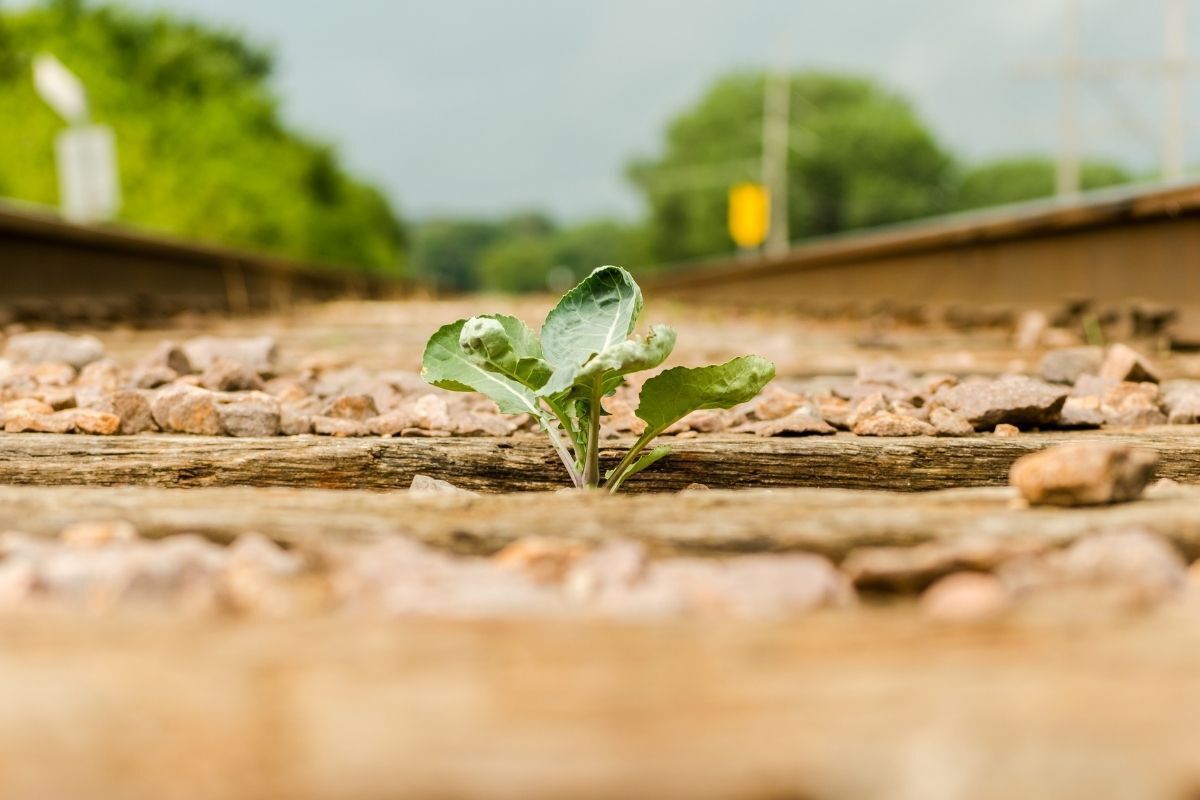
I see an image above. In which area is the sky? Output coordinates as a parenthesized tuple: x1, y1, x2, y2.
(29, 0, 1200, 220)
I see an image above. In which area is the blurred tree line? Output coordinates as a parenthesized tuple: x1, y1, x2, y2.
(414, 70, 1132, 292)
(0, 0, 405, 275)
(411, 214, 648, 293)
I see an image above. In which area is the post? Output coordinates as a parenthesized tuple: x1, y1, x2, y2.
(1056, 0, 1082, 198)
(1163, 0, 1187, 181)
(761, 71, 790, 255)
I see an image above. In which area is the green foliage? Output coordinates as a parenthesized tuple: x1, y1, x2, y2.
(952, 156, 1133, 211)
(409, 219, 505, 292)
(628, 70, 957, 263)
(634, 356, 777, 431)
(540, 265, 643, 369)
(411, 214, 649, 294)
(0, 1, 405, 274)
(422, 265, 775, 491)
(422, 317, 542, 415)
(476, 234, 557, 294)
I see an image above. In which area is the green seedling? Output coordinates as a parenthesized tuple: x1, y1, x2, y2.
(421, 265, 775, 491)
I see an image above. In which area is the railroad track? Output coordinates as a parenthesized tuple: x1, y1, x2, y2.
(652, 180, 1200, 322)
(0, 200, 398, 324)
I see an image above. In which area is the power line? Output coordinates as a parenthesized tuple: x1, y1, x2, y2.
(1017, 0, 1200, 196)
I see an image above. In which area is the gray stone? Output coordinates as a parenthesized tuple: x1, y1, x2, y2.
(409, 474, 478, 496)
(214, 392, 281, 437)
(816, 395, 852, 429)
(1162, 380, 1200, 424)
(1009, 442, 1158, 506)
(746, 410, 836, 437)
(1099, 382, 1167, 428)
(76, 359, 122, 393)
(1099, 343, 1160, 384)
(852, 411, 936, 437)
(1000, 530, 1187, 606)
(67, 409, 120, 435)
(150, 385, 223, 435)
(1037, 346, 1103, 384)
(1057, 397, 1105, 429)
(322, 394, 379, 421)
(129, 365, 179, 389)
(929, 406, 974, 436)
(34, 386, 75, 411)
(280, 407, 314, 436)
(574, 552, 853, 620)
(933, 375, 1068, 430)
(1057, 530, 1186, 599)
(108, 390, 158, 434)
(451, 412, 522, 437)
(1070, 373, 1118, 398)
(142, 341, 194, 375)
(644, 554, 854, 618)
(4, 409, 73, 433)
(750, 385, 810, 421)
(921, 572, 1011, 622)
(182, 336, 276, 375)
(311, 416, 371, 436)
(4, 332, 103, 369)
(200, 357, 264, 392)
(846, 393, 889, 428)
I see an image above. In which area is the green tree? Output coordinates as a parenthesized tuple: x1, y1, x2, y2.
(628, 70, 957, 263)
(410, 219, 505, 292)
(952, 156, 1132, 211)
(0, 1, 405, 275)
(414, 213, 648, 294)
(547, 219, 649, 283)
(475, 234, 556, 293)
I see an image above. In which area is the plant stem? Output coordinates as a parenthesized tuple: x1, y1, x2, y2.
(582, 384, 603, 488)
(544, 398, 583, 469)
(539, 408, 582, 488)
(605, 429, 659, 493)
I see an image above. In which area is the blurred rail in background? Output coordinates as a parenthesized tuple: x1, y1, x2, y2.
(6, 180, 1200, 332)
(653, 181, 1200, 329)
(0, 201, 400, 326)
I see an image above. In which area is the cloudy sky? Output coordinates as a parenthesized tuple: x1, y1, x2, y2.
(86, 0, 1200, 218)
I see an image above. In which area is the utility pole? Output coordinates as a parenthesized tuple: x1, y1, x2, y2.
(1057, 0, 1082, 196)
(1164, 0, 1187, 181)
(1019, 0, 1200, 198)
(761, 71, 790, 255)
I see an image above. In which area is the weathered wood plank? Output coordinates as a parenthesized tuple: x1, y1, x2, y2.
(2, 611, 1200, 799)
(1, 427, 1199, 492)
(2, 483, 1198, 562)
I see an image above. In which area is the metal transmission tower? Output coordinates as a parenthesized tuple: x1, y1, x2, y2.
(1019, 0, 1200, 197)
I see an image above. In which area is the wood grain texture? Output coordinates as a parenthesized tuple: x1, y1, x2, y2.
(2, 483, 1197, 561)
(3, 611, 1200, 800)
(0, 427, 1199, 492)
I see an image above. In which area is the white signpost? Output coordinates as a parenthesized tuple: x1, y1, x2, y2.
(32, 53, 120, 223)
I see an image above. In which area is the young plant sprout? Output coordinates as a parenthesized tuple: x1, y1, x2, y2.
(422, 266, 775, 491)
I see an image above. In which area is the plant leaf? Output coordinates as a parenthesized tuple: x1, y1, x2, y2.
(421, 319, 542, 416)
(635, 355, 776, 432)
(459, 315, 552, 389)
(541, 324, 676, 396)
(605, 445, 670, 491)
(540, 265, 643, 370)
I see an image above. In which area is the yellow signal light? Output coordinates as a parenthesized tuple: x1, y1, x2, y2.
(728, 182, 770, 249)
